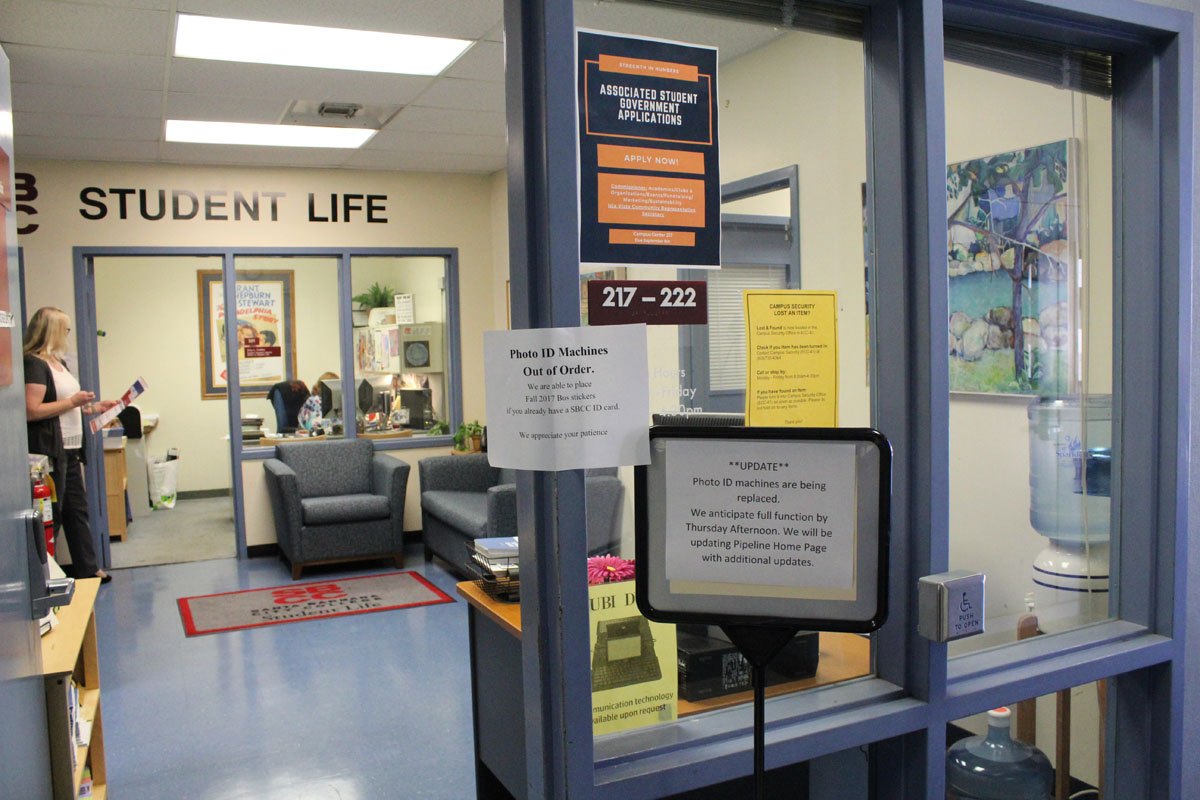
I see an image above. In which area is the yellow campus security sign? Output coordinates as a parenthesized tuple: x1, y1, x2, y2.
(743, 290, 839, 427)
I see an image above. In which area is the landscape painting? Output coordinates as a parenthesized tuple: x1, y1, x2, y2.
(947, 140, 1076, 396)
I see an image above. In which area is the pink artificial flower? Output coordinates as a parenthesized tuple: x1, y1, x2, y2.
(587, 555, 635, 585)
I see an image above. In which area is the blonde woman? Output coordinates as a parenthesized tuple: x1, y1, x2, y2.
(24, 307, 117, 583)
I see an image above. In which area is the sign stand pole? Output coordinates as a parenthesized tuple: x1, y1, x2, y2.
(720, 624, 802, 800)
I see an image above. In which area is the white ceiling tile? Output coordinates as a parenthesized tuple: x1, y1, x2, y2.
(366, 129, 504, 158)
(168, 58, 433, 107)
(5, 44, 166, 91)
(387, 106, 505, 138)
(481, 22, 503, 44)
(164, 93, 288, 124)
(412, 77, 505, 113)
(12, 82, 163, 117)
(158, 141, 356, 168)
(67, 0, 173, 9)
(443, 40, 503, 83)
(0, 0, 171, 56)
(15, 134, 159, 161)
(344, 148, 504, 174)
(14, 111, 160, 141)
(0, 0, 777, 171)
(177, 0, 503, 41)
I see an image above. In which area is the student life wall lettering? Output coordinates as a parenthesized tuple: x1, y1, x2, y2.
(12, 172, 391, 231)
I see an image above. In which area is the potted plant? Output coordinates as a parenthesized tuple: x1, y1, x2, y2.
(351, 281, 397, 325)
(453, 420, 483, 453)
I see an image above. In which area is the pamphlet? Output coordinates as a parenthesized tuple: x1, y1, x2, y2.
(589, 580, 677, 736)
(88, 376, 148, 434)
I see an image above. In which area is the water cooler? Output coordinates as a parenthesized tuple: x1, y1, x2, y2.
(1026, 395, 1111, 630)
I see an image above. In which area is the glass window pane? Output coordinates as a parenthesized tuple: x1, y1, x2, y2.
(948, 680, 1108, 797)
(707, 263, 787, 391)
(233, 256, 339, 446)
(349, 256, 451, 438)
(944, 57, 1115, 654)
(574, 0, 874, 747)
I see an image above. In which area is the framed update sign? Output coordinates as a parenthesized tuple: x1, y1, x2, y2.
(635, 425, 891, 632)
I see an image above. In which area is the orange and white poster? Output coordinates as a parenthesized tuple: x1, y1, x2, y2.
(577, 30, 719, 271)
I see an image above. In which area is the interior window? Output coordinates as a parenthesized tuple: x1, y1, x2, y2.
(943, 51, 1115, 654)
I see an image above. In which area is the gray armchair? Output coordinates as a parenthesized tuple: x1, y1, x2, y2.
(417, 453, 624, 576)
(263, 438, 410, 579)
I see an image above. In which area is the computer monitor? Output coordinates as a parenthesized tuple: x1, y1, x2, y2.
(357, 375, 394, 415)
(398, 388, 433, 429)
(320, 382, 343, 419)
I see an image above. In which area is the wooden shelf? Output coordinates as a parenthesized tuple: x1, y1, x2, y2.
(73, 687, 100, 789)
(40, 578, 107, 800)
(103, 445, 127, 541)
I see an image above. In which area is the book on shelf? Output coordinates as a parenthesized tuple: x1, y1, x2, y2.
(75, 716, 92, 748)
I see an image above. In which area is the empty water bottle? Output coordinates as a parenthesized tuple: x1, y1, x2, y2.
(946, 707, 1053, 800)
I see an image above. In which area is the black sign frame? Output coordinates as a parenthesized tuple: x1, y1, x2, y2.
(635, 425, 892, 633)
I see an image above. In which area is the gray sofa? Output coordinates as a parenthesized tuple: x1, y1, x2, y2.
(263, 438, 410, 579)
(417, 453, 624, 577)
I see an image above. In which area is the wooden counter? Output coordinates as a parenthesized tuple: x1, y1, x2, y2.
(455, 582, 870, 713)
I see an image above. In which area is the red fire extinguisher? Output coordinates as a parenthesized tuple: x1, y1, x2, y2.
(32, 479, 54, 557)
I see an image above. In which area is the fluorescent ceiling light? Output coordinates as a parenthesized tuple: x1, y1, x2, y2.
(175, 14, 472, 75)
(165, 120, 376, 148)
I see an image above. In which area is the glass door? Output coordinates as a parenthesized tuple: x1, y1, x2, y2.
(230, 256, 340, 451)
(508, 0, 1193, 797)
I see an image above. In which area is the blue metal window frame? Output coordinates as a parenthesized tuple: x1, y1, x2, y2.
(73, 245, 460, 564)
(506, 0, 1193, 798)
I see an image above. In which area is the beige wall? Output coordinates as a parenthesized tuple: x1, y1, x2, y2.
(19, 159, 501, 533)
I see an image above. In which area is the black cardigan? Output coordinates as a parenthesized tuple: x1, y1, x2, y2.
(24, 354, 81, 477)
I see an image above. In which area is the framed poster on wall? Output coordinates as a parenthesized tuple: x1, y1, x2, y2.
(197, 269, 297, 398)
(946, 139, 1079, 396)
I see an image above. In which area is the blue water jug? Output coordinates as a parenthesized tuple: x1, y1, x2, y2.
(945, 707, 1053, 800)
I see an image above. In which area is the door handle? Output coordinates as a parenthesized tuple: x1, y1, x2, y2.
(25, 509, 74, 619)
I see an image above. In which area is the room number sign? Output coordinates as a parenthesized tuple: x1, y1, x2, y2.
(587, 280, 707, 326)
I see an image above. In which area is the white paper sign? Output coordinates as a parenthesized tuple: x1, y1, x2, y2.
(484, 324, 650, 470)
(394, 293, 415, 324)
(664, 438, 858, 598)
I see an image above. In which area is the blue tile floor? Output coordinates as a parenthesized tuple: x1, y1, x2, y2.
(95, 542, 478, 799)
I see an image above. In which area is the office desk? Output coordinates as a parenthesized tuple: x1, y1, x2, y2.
(456, 581, 871, 799)
(258, 429, 415, 447)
